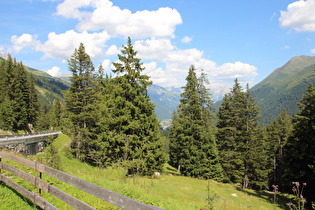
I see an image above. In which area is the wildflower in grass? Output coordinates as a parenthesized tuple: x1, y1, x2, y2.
(286, 182, 307, 210)
(272, 184, 279, 209)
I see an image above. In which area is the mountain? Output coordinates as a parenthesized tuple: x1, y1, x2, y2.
(26, 66, 70, 111)
(0, 55, 69, 111)
(148, 84, 181, 121)
(251, 55, 315, 124)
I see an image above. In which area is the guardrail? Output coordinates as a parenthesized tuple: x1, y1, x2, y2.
(0, 151, 163, 210)
(0, 131, 61, 146)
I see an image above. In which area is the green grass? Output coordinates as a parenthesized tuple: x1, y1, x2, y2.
(0, 183, 38, 210)
(0, 134, 290, 209)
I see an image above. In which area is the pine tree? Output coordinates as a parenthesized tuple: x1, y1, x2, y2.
(282, 83, 315, 203)
(169, 65, 224, 180)
(48, 98, 62, 129)
(266, 109, 292, 188)
(243, 84, 268, 189)
(0, 55, 37, 132)
(216, 79, 246, 183)
(12, 61, 30, 131)
(216, 79, 267, 189)
(36, 104, 50, 131)
(63, 43, 100, 160)
(27, 73, 39, 128)
(97, 37, 166, 175)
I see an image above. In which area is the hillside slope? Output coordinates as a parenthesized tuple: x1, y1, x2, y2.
(0, 56, 69, 111)
(251, 55, 315, 124)
(25, 66, 69, 111)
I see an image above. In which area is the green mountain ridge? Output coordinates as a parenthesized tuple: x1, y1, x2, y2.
(24, 64, 70, 111)
(251, 55, 315, 124)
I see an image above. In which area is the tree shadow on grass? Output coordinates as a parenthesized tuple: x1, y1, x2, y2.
(235, 186, 290, 209)
(0, 181, 39, 209)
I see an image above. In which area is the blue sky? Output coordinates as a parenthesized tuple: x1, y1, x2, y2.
(1, 0, 315, 95)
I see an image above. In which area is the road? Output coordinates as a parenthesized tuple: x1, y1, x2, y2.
(0, 131, 61, 146)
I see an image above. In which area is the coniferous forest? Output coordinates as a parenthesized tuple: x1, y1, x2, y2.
(1, 38, 315, 207)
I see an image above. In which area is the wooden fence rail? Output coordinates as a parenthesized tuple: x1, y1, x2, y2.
(0, 151, 164, 210)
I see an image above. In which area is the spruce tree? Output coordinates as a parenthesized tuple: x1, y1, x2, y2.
(27, 73, 39, 128)
(266, 109, 292, 188)
(48, 98, 62, 129)
(169, 65, 224, 180)
(282, 83, 315, 203)
(0, 55, 37, 132)
(216, 79, 267, 189)
(63, 43, 100, 160)
(216, 79, 246, 183)
(97, 37, 166, 175)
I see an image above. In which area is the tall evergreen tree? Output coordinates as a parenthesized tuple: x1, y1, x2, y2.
(63, 43, 100, 160)
(48, 98, 62, 129)
(266, 109, 292, 188)
(27, 73, 39, 128)
(216, 79, 267, 189)
(169, 65, 224, 180)
(0, 55, 37, 132)
(282, 83, 315, 204)
(96, 37, 166, 175)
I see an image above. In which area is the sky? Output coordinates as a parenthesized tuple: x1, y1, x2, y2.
(1, 0, 315, 93)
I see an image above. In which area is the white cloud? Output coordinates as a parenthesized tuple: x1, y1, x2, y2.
(181, 36, 192, 43)
(56, 0, 182, 38)
(279, 0, 315, 32)
(101, 59, 112, 71)
(311, 48, 315, 54)
(10, 30, 110, 60)
(0, 52, 9, 60)
(133, 38, 258, 87)
(56, 0, 92, 19)
(143, 62, 179, 85)
(106, 45, 120, 56)
(135, 38, 175, 61)
(11, 33, 40, 53)
(216, 62, 257, 79)
(47, 66, 60, 76)
(36, 30, 110, 60)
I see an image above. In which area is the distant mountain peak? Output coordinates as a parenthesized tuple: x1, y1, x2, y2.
(251, 55, 315, 124)
(264, 55, 315, 83)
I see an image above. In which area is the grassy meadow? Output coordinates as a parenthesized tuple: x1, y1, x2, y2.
(0, 134, 291, 209)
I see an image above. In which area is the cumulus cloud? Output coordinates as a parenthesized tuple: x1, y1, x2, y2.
(11, 30, 110, 62)
(311, 48, 315, 54)
(56, 0, 182, 38)
(106, 45, 120, 56)
(143, 61, 179, 85)
(181, 36, 192, 43)
(36, 30, 110, 60)
(11, 34, 40, 53)
(134, 38, 257, 87)
(101, 59, 112, 71)
(279, 0, 315, 32)
(47, 66, 60, 76)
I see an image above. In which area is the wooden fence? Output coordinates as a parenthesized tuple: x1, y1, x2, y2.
(0, 151, 164, 210)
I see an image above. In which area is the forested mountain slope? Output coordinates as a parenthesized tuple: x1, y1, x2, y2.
(0, 56, 69, 111)
(25, 66, 69, 111)
(251, 55, 315, 124)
